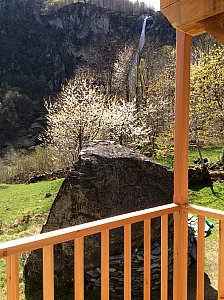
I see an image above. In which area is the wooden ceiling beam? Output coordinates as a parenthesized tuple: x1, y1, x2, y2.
(161, 0, 224, 37)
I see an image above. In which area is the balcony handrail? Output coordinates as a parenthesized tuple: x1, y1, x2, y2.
(0, 203, 179, 259)
(2, 202, 224, 299)
(188, 204, 224, 219)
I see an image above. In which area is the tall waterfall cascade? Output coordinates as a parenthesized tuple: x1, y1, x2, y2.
(128, 16, 152, 89)
(133, 16, 150, 67)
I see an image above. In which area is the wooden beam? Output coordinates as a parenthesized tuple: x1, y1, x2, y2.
(200, 12, 224, 45)
(188, 205, 224, 220)
(161, 0, 224, 36)
(173, 30, 192, 300)
(173, 30, 191, 206)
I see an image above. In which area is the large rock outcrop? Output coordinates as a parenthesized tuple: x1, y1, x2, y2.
(24, 141, 174, 298)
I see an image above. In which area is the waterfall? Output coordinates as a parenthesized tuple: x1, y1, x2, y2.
(133, 16, 150, 67)
(128, 16, 152, 93)
(131, 17, 152, 69)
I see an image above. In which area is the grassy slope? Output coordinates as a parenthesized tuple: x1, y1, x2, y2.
(189, 183, 224, 213)
(0, 178, 64, 242)
(0, 179, 64, 300)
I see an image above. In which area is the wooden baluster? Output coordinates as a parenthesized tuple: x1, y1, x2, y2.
(161, 215, 168, 300)
(6, 256, 12, 300)
(6, 254, 19, 300)
(124, 224, 131, 300)
(43, 245, 54, 300)
(101, 229, 109, 300)
(197, 215, 205, 300)
(144, 219, 151, 300)
(74, 237, 84, 300)
(218, 220, 224, 299)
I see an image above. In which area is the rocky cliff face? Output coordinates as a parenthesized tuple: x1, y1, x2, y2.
(0, 2, 175, 154)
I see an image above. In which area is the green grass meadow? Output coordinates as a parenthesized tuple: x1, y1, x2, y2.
(0, 179, 64, 242)
(0, 179, 64, 300)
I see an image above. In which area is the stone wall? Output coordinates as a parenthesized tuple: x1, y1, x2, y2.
(85, 225, 196, 299)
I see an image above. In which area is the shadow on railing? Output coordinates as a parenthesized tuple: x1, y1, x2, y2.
(1, 203, 224, 299)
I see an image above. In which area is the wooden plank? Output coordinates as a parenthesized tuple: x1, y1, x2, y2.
(0, 203, 179, 259)
(144, 219, 151, 300)
(124, 224, 131, 300)
(200, 12, 224, 48)
(160, 0, 177, 10)
(6, 255, 19, 300)
(173, 30, 191, 206)
(101, 230, 109, 300)
(43, 245, 54, 300)
(161, 0, 224, 35)
(218, 220, 224, 299)
(161, 215, 168, 300)
(188, 205, 224, 221)
(197, 215, 205, 300)
(74, 237, 84, 300)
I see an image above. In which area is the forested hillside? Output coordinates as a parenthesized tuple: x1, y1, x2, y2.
(0, 0, 175, 155)
(0, 0, 223, 179)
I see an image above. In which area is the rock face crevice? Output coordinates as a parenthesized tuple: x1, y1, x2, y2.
(25, 141, 176, 298)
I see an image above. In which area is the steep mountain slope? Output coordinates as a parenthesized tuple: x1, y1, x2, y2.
(0, 2, 175, 154)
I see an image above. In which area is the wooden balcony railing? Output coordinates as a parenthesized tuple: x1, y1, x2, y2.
(1, 203, 224, 299)
(188, 204, 224, 300)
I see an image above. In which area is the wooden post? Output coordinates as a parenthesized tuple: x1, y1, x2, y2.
(173, 30, 192, 300)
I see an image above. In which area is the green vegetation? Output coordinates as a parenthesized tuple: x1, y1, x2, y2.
(151, 155, 174, 168)
(0, 179, 64, 242)
(152, 145, 223, 168)
(0, 179, 64, 300)
(0, 146, 70, 183)
(189, 182, 224, 216)
(188, 145, 223, 166)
